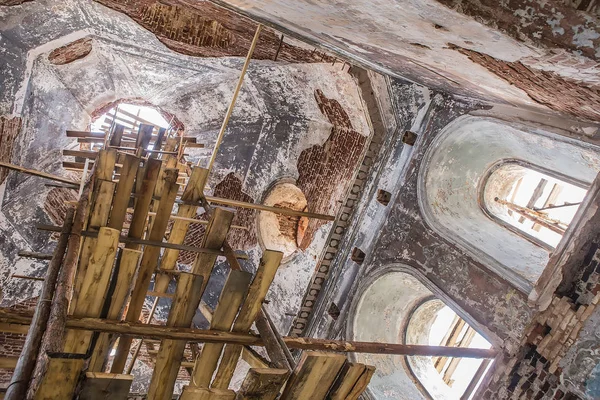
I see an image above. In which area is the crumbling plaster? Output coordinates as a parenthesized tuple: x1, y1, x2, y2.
(213, 0, 600, 116)
(0, 0, 370, 329)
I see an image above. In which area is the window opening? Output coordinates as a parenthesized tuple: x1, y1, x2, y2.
(484, 163, 587, 248)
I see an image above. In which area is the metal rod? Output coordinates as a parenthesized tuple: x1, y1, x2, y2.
(534, 202, 581, 212)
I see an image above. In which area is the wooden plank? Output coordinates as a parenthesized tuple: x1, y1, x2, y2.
(109, 124, 125, 147)
(128, 157, 161, 247)
(190, 270, 252, 387)
(235, 368, 289, 400)
(154, 167, 208, 295)
(62, 149, 98, 159)
(79, 372, 133, 400)
(33, 357, 84, 400)
(345, 365, 375, 400)
(443, 327, 477, 385)
(136, 124, 154, 151)
(88, 248, 142, 371)
(180, 387, 236, 400)
(66, 130, 105, 138)
(107, 153, 140, 231)
(147, 273, 204, 400)
(328, 363, 366, 400)
(71, 179, 116, 311)
(0, 357, 17, 369)
(280, 352, 346, 400)
(0, 322, 29, 334)
(0, 161, 79, 185)
(77, 137, 105, 144)
(212, 251, 283, 389)
(518, 178, 548, 223)
(95, 149, 117, 181)
(64, 227, 121, 354)
(111, 167, 180, 372)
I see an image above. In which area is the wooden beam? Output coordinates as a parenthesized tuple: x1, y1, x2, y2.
(344, 365, 375, 400)
(0, 310, 498, 358)
(107, 153, 140, 231)
(17, 251, 53, 260)
(235, 368, 289, 400)
(0, 357, 18, 369)
(280, 352, 346, 400)
(36, 224, 249, 259)
(180, 387, 236, 400)
(66, 130, 105, 138)
(0, 161, 79, 185)
(189, 270, 252, 387)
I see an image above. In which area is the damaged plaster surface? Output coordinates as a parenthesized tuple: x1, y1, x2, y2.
(0, 0, 370, 388)
(214, 0, 600, 116)
(420, 115, 600, 291)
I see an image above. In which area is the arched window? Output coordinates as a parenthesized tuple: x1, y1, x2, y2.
(406, 300, 492, 400)
(483, 162, 588, 248)
(352, 270, 493, 400)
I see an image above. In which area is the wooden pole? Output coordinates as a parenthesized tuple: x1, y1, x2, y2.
(27, 169, 94, 399)
(201, 24, 263, 178)
(4, 209, 74, 400)
(17, 251, 53, 260)
(0, 161, 79, 185)
(0, 311, 498, 359)
(203, 195, 335, 221)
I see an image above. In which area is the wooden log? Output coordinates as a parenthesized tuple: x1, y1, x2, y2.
(0, 310, 498, 359)
(79, 372, 133, 400)
(33, 356, 85, 400)
(345, 365, 375, 400)
(235, 368, 289, 400)
(189, 270, 252, 387)
(4, 209, 73, 400)
(112, 168, 180, 372)
(280, 352, 346, 400)
(63, 227, 121, 354)
(0, 161, 79, 185)
(27, 169, 94, 399)
(328, 362, 366, 400)
(147, 273, 205, 400)
(212, 251, 283, 389)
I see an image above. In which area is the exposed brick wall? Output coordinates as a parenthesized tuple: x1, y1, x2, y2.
(141, 4, 233, 49)
(48, 37, 93, 65)
(0, 298, 37, 389)
(93, 0, 333, 63)
(178, 173, 257, 265)
(0, 117, 22, 185)
(296, 89, 367, 249)
(43, 187, 78, 226)
(483, 247, 600, 399)
(452, 45, 600, 122)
